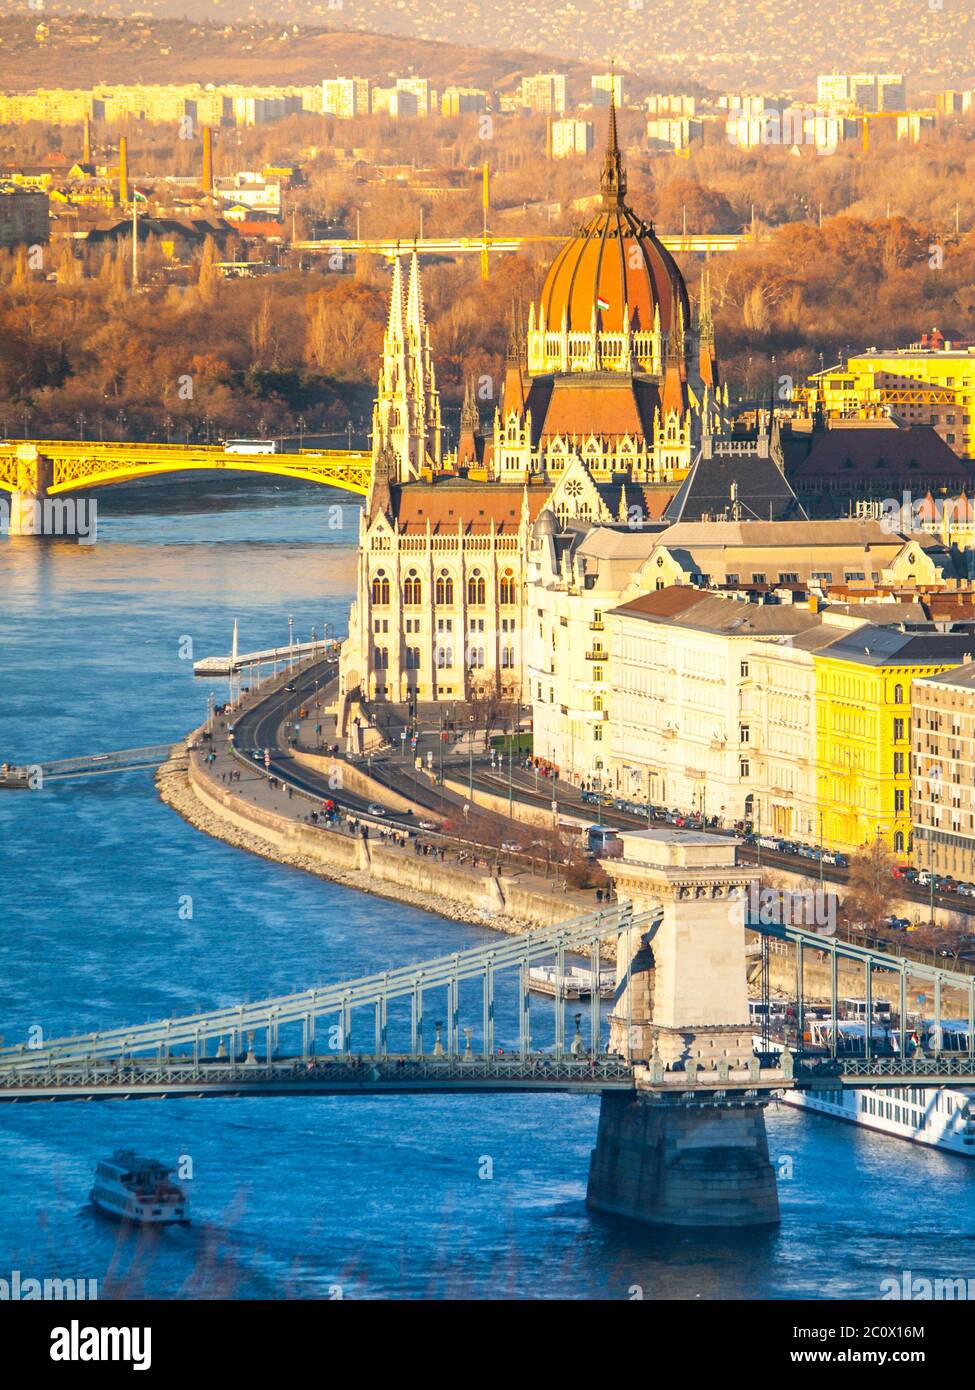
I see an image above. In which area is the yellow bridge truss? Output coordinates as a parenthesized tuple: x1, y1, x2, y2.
(0, 440, 372, 498)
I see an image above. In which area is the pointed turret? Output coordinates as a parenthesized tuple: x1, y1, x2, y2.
(697, 262, 720, 390)
(387, 255, 406, 339)
(600, 94, 626, 208)
(457, 376, 481, 468)
(502, 301, 528, 417)
(406, 251, 426, 334)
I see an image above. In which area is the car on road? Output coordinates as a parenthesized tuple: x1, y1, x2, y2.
(418, 819, 437, 830)
(367, 803, 386, 816)
(285, 683, 296, 693)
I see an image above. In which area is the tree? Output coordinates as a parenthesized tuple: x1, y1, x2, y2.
(840, 840, 896, 938)
(196, 235, 220, 304)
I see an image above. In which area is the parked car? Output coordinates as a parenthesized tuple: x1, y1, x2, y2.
(366, 803, 386, 816)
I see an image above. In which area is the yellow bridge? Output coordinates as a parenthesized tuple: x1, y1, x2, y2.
(0, 439, 372, 534)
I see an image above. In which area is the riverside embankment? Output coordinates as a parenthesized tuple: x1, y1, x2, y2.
(157, 727, 597, 936)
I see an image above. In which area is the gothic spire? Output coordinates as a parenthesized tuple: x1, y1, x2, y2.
(406, 251, 426, 334)
(387, 256, 406, 339)
(600, 94, 626, 208)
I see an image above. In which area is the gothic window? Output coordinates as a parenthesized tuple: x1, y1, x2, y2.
(371, 571, 390, 605)
(893, 684, 904, 704)
(499, 568, 517, 606)
(501, 645, 514, 669)
(435, 570, 454, 605)
(374, 646, 389, 669)
(467, 570, 486, 605)
(468, 646, 485, 669)
(406, 647, 420, 669)
(436, 645, 453, 669)
(404, 570, 422, 605)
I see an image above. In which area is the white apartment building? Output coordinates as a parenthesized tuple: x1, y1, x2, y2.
(527, 521, 663, 783)
(605, 590, 852, 832)
(646, 117, 703, 152)
(816, 73, 905, 112)
(521, 74, 567, 115)
(551, 119, 594, 158)
(591, 74, 625, 108)
(322, 78, 371, 119)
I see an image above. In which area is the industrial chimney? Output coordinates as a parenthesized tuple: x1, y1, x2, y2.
(83, 113, 92, 166)
(202, 125, 213, 195)
(118, 134, 129, 205)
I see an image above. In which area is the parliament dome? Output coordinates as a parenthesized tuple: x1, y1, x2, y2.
(537, 105, 690, 340)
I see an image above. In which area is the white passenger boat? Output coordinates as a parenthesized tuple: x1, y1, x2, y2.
(90, 1150, 190, 1225)
(758, 1019, 975, 1157)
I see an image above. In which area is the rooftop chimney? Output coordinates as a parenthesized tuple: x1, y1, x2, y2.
(202, 125, 213, 195)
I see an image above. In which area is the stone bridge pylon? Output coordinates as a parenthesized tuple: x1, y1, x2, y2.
(587, 829, 781, 1228)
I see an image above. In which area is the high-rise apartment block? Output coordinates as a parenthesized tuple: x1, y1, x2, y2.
(521, 74, 567, 115)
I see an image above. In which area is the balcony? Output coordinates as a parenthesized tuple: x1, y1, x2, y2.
(585, 649, 609, 662)
(589, 619, 604, 631)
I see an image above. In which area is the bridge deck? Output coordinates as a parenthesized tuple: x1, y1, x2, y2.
(0, 441, 372, 499)
(0, 1054, 636, 1102)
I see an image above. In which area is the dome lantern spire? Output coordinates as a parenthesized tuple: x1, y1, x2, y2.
(600, 92, 626, 208)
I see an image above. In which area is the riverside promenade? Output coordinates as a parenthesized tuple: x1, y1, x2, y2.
(159, 659, 600, 936)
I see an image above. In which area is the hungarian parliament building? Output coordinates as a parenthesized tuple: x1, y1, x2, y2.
(339, 109, 729, 710)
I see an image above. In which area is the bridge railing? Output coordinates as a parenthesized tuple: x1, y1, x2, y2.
(0, 904, 657, 1070)
(0, 1053, 636, 1095)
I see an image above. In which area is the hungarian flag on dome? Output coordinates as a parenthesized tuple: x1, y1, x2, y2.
(596, 295, 610, 312)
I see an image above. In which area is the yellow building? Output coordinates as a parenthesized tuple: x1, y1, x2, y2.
(810, 627, 972, 856)
(803, 346, 975, 459)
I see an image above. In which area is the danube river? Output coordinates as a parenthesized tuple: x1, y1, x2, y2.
(1, 477, 974, 1300)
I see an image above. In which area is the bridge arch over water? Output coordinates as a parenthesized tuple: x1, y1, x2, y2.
(0, 440, 371, 535)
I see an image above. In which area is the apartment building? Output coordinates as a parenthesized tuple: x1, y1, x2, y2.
(521, 74, 567, 115)
(0, 187, 49, 248)
(322, 78, 371, 119)
(551, 119, 594, 158)
(809, 349, 975, 459)
(912, 663, 975, 879)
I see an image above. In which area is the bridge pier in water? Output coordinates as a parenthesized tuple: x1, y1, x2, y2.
(5, 446, 53, 537)
(588, 829, 780, 1228)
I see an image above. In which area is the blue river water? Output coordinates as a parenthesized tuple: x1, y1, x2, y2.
(1, 476, 975, 1300)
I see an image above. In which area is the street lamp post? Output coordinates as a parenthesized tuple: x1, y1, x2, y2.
(508, 729, 513, 820)
(288, 614, 294, 673)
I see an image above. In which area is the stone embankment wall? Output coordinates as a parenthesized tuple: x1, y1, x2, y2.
(758, 938, 971, 1018)
(156, 747, 584, 936)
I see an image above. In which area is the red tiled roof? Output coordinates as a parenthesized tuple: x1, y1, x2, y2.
(391, 481, 545, 533)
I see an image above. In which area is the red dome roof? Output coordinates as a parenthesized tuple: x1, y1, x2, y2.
(539, 105, 690, 339)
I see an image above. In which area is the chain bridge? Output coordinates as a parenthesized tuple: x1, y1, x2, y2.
(7, 830, 975, 1225)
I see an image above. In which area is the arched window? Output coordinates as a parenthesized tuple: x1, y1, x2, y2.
(436, 644, 453, 669)
(435, 570, 453, 605)
(371, 571, 390, 605)
(501, 645, 514, 669)
(893, 683, 904, 704)
(499, 568, 517, 606)
(893, 831, 905, 853)
(374, 646, 389, 669)
(404, 570, 421, 605)
(468, 646, 485, 669)
(406, 647, 420, 669)
(467, 570, 486, 605)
